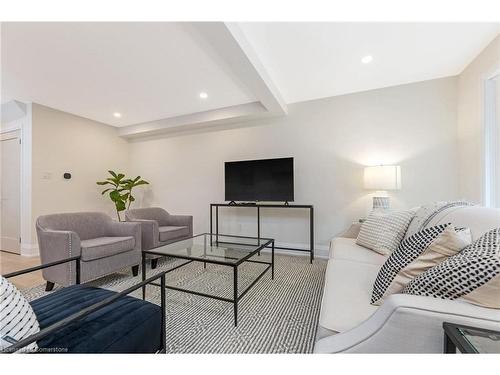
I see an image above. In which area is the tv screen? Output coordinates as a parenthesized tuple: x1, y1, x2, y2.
(225, 157, 294, 202)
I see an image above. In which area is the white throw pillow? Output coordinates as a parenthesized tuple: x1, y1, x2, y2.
(0, 276, 40, 352)
(404, 201, 473, 239)
(356, 210, 415, 256)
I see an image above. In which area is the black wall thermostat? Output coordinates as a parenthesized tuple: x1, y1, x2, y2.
(63, 173, 72, 180)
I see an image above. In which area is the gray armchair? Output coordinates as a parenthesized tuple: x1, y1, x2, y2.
(125, 207, 193, 269)
(36, 212, 141, 291)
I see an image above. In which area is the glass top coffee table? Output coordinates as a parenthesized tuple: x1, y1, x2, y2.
(141, 233, 275, 326)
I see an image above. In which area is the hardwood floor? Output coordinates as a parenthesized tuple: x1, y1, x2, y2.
(0, 251, 43, 289)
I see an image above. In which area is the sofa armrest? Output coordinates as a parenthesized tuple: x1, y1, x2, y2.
(314, 294, 500, 353)
(338, 222, 362, 239)
(37, 229, 81, 286)
(167, 215, 193, 236)
(126, 219, 159, 250)
(107, 221, 142, 251)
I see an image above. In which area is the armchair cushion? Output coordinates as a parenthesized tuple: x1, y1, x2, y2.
(159, 226, 190, 242)
(31, 284, 162, 353)
(80, 236, 135, 261)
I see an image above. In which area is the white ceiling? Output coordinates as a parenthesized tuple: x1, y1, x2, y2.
(239, 22, 500, 103)
(1, 22, 257, 126)
(1, 22, 499, 133)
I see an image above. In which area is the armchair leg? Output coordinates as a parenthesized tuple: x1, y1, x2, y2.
(151, 259, 159, 269)
(132, 265, 139, 276)
(45, 281, 55, 291)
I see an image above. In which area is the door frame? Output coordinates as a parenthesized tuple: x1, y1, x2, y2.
(0, 130, 22, 253)
(0, 102, 34, 256)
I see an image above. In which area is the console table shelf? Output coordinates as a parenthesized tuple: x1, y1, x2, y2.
(210, 203, 314, 263)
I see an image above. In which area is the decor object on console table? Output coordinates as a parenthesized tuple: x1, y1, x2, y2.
(210, 203, 314, 263)
(125, 207, 193, 269)
(363, 165, 402, 209)
(443, 322, 500, 353)
(1, 257, 166, 353)
(36, 212, 141, 291)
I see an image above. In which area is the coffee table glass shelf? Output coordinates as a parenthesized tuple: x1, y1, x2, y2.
(141, 233, 275, 326)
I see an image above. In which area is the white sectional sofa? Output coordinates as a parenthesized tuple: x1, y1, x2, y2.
(314, 206, 500, 353)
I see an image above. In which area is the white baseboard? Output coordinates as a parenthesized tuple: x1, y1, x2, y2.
(20, 243, 39, 257)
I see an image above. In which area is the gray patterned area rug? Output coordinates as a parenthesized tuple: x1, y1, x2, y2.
(22, 254, 326, 353)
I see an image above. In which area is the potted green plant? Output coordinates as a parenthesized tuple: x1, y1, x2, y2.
(97, 171, 149, 221)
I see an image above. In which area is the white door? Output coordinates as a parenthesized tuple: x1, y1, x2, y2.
(0, 130, 21, 254)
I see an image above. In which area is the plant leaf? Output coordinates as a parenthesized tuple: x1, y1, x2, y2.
(109, 190, 121, 201)
(106, 177, 119, 184)
(115, 200, 126, 211)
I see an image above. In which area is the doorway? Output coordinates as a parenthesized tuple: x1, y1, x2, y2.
(0, 130, 21, 254)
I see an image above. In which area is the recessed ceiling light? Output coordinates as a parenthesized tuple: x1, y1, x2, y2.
(113, 112, 122, 118)
(361, 55, 373, 64)
(199, 92, 208, 99)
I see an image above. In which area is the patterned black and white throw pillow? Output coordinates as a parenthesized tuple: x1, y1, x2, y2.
(403, 228, 500, 308)
(356, 210, 415, 255)
(0, 276, 40, 352)
(370, 224, 450, 305)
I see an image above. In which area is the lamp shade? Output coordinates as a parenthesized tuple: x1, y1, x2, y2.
(364, 165, 401, 190)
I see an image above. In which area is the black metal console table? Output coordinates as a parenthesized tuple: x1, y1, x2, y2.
(210, 203, 314, 263)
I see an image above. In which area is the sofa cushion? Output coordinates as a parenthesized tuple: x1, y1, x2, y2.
(30, 284, 161, 353)
(425, 206, 500, 240)
(329, 237, 387, 265)
(159, 226, 189, 242)
(81, 236, 135, 261)
(318, 259, 379, 333)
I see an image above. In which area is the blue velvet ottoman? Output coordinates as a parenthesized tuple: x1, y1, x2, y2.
(30, 284, 162, 353)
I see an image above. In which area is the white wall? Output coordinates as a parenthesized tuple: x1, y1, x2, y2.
(129, 77, 460, 255)
(457, 35, 500, 203)
(31, 104, 130, 246)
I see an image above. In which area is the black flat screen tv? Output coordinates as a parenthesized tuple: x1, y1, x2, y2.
(224, 157, 294, 202)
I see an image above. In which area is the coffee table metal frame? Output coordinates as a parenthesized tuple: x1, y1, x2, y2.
(443, 322, 500, 354)
(141, 233, 275, 326)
